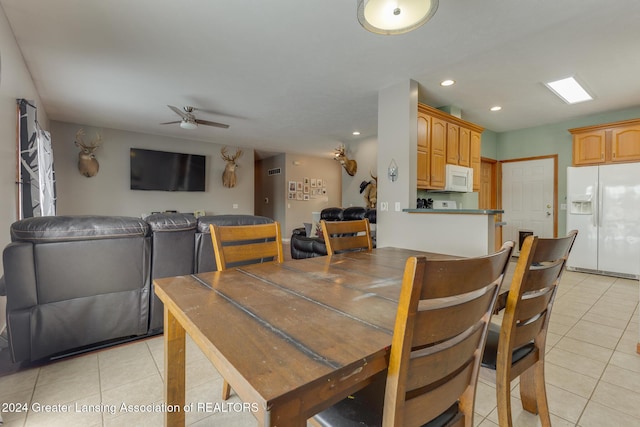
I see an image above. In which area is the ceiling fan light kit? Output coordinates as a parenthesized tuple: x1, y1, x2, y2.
(180, 120, 198, 130)
(357, 0, 439, 35)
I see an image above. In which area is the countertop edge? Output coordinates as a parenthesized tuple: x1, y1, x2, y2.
(403, 209, 504, 215)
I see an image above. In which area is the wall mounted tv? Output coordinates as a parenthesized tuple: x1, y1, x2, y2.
(130, 148, 206, 192)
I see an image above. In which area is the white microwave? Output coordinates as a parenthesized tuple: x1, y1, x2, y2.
(444, 164, 473, 192)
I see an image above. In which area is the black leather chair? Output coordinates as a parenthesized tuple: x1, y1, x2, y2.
(290, 207, 375, 259)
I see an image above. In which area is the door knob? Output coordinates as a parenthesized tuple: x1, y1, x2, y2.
(546, 212, 552, 216)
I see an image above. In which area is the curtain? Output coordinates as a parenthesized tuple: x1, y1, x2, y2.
(17, 99, 56, 218)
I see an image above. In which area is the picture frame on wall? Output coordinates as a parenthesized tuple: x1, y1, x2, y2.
(303, 184, 310, 194)
(288, 192, 295, 200)
(304, 177, 310, 185)
(317, 179, 323, 187)
(304, 194, 310, 201)
(296, 182, 303, 191)
(296, 192, 303, 200)
(288, 181, 296, 192)
(311, 178, 317, 187)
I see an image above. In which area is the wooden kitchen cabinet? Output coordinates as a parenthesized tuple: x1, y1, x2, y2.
(470, 131, 481, 191)
(417, 103, 483, 190)
(446, 122, 460, 164)
(570, 119, 640, 166)
(611, 123, 640, 163)
(459, 126, 471, 167)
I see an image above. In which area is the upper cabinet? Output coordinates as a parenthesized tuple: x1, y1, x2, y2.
(417, 103, 484, 190)
(570, 119, 640, 166)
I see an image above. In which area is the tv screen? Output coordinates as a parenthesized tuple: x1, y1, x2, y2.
(130, 148, 206, 191)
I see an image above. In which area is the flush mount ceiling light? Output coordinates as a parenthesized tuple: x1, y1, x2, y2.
(490, 106, 502, 112)
(357, 0, 439, 35)
(440, 79, 455, 87)
(545, 76, 593, 104)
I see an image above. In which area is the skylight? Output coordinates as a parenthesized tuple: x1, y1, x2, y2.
(545, 77, 593, 104)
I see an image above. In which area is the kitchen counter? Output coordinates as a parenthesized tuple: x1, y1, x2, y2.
(403, 208, 503, 214)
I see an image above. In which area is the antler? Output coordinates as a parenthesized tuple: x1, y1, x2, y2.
(75, 129, 102, 150)
(221, 147, 243, 162)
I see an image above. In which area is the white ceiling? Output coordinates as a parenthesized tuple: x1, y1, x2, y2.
(2, 0, 640, 158)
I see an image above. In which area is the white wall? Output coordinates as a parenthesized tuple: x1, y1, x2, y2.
(376, 80, 418, 248)
(50, 121, 254, 216)
(283, 153, 342, 239)
(0, 7, 49, 331)
(341, 137, 378, 208)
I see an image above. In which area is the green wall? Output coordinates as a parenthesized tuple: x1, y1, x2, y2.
(495, 106, 640, 236)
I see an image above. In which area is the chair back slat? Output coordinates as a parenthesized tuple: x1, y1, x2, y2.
(402, 361, 474, 427)
(515, 289, 554, 322)
(209, 222, 283, 271)
(412, 288, 495, 347)
(521, 260, 565, 293)
(321, 219, 373, 256)
(513, 312, 547, 349)
(406, 324, 483, 392)
(530, 230, 577, 264)
(420, 251, 513, 299)
(382, 242, 514, 426)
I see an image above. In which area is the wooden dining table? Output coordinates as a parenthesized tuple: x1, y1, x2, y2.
(154, 247, 505, 426)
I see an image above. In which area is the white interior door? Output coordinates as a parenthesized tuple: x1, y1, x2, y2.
(502, 158, 555, 253)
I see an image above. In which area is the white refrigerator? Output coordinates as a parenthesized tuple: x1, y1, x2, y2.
(567, 163, 640, 278)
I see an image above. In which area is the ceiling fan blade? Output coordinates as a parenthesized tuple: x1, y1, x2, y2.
(160, 120, 182, 125)
(168, 105, 188, 120)
(196, 119, 230, 129)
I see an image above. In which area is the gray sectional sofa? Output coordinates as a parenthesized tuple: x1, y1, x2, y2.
(0, 213, 273, 363)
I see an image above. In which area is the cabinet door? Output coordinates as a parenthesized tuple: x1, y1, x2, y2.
(459, 126, 471, 167)
(470, 131, 481, 191)
(573, 131, 605, 165)
(417, 113, 430, 188)
(611, 124, 640, 163)
(446, 123, 460, 164)
(431, 117, 446, 188)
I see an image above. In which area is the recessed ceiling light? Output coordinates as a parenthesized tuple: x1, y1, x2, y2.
(440, 79, 455, 87)
(490, 106, 502, 112)
(545, 76, 593, 104)
(352, 131, 361, 136)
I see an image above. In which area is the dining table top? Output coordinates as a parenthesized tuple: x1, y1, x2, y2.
(154, 246, 501, 426)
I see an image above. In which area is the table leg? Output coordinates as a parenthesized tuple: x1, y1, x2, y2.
(164, 307, 186, 426)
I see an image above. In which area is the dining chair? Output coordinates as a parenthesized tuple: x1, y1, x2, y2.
(209, 221, 284, 400)
(480, 230, 578, 427)
(312, 241, 514, 427)
(320, 218, 372, 256)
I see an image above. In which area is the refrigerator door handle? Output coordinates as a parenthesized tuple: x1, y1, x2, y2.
(598, 180, 604, 227)
(592, 181, 598, 227)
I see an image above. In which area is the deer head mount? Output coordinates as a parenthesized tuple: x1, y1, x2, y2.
(334, 144, 357, 176)
(360, 171, 378, 209)
(221, 146, 243, 188)
(74, 129, 102, 177)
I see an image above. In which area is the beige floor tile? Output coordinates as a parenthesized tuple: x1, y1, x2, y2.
(36, 353, 99, 387)
(100, 373, 164, 421)
(608, 350, 640, 374)
(600, 364, 640, 394)
(0, 366, 39, 395)
(590, 380, 640, 419)
(545, 347, 607, 379)
(579, 400, 640, 427)
(553, 336, 614, 363)
(581, 312, 632, 329)
(23, 393, 103, 427)
(0, 387, 33, 425)
(565, 320, 623, 349)
(543, 362, 598, 398)
(31, 369, 100, 407)
(473, 381, 498, 418)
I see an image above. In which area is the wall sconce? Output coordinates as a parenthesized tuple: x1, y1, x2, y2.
(388, 159, 398, 182)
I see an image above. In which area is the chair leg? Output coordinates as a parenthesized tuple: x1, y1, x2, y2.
(519, 362, 551, 427)
(496, 377, 513, 427)
(222, 380, 231, 400)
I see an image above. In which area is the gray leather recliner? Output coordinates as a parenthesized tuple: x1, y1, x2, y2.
(3, 216, 151, 362)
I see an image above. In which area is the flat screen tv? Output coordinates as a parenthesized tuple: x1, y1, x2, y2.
(130, 148, 206, 191)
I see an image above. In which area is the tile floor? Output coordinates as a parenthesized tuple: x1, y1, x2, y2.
(0, 269, 638, 426)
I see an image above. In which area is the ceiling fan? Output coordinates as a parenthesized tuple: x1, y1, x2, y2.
(161, 105, 229, 130)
